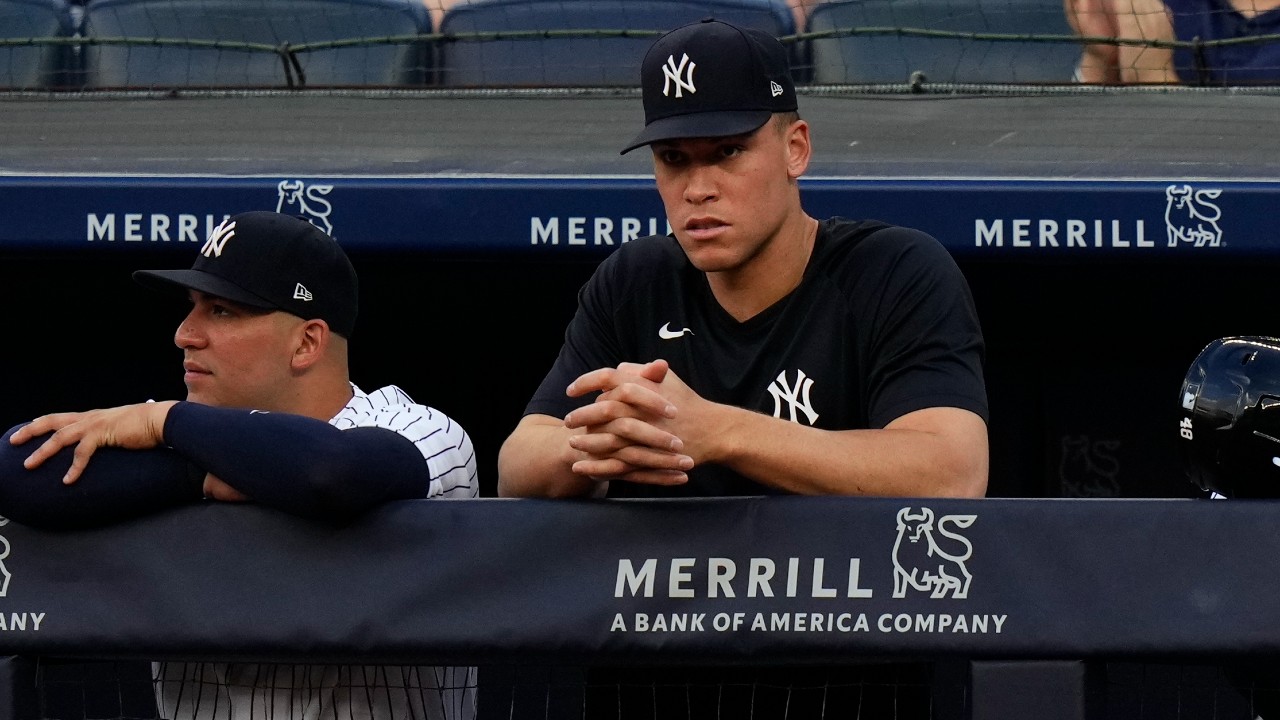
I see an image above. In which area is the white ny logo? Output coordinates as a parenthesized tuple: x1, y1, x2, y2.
(201, 218, 236, 258)
(767, 369, 819, 425)
(662, 53, 697, 98)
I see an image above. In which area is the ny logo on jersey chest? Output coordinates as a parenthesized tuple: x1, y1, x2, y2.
(768, 369, 819, 425)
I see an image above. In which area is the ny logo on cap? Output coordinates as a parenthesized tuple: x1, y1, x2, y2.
(201, 218, 236, 258)
(662, 53, 697, 98)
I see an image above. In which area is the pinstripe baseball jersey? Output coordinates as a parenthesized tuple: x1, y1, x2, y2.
(153, 384, 478, 720)
(331, 384, 477, 500)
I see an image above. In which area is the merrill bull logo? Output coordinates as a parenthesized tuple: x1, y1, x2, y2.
(0, 517, 9, 597)
(276, 180, 334, 236)
(892, 507, 976, 599)
(1165, 184, 1222, 248)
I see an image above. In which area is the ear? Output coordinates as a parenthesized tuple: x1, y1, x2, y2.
(785, 119, 812, 180)
(290, 319, 330, 371)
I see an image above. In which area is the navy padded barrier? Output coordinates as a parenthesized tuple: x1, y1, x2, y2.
(80, 0, 433, 89)
(805, 0, 1080, 84)
(0, 0, 78, 89)
(437, 0, 797, 87)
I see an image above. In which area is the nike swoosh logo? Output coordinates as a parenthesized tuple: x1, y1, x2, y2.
(659, 322, 694, 340)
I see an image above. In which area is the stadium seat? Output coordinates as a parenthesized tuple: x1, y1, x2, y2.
(804, 0, 1080, 84)
(0, 0, 79, 89)
(80, 0, 434, 89)
(436, 0, 798, 87)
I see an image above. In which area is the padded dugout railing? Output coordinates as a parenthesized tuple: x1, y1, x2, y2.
(0, 496, 1278, 719)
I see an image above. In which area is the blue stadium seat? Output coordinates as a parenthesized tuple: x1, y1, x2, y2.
(437, 0, 797, 87)
(0, 0, 79, 89)
(81, 0, 434, 89)
(804, 0, 1080, 84)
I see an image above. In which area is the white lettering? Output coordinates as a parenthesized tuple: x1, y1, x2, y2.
(0, 613, 44, 631)
(179, 214, 200, 242)
(811, 558, 836, 598)
(124, 213, 143, 241)
(568, 217, 586, 246)
(847, 559, 872, 598)
(1012, 219, 1030, 247)
(1111, 219, 1128, 247)
(86, 214, 225, 243)
(975, 219, 1002, 247)
(621, 217, 641, 242)
(748, 559, 775, 597)
(1067, 220, 1087, 247)
(1038, 219, 1059, 247)
(873, 614, 1008, 634)
(669, 558, 694, 598)
(151, 214, 171, 241)
(615, 559, 656, 598)
(976, 218, 1152, 250)
(88, 214, 114, 241)
(709, 558, 735, 598)
(531, 217, 558, 246)
(594, 217, 614, 246)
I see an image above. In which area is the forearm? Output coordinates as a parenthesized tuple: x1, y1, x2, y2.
(0, 423, 202, 529)
(497, 416, 600, 498)
(702, 404, 988, 498)
(164, 402, 430, 519)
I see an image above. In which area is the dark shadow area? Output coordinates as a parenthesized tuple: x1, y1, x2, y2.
(4, 251, 1277, 501)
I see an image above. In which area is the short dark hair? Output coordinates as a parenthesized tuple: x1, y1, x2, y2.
(773, 111, 802, 130)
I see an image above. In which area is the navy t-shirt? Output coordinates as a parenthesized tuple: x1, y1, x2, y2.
(523, 217, 988, 497)
(1166, 0, 1280, 84)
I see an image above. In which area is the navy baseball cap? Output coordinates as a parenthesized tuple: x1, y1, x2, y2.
(621, 18, 798, 155)
(133, 211, 359, 338)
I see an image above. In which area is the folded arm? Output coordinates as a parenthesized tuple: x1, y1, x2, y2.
(498, 360, 987, 498)
(3, 401, 435, 527)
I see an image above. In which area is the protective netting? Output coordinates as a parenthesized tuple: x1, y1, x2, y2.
(4, 0, 1277, 92)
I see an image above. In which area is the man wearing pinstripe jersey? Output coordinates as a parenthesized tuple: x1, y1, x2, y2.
(2, 210, 477, 719)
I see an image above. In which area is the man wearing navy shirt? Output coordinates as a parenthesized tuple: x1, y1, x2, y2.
(497, 18, 989, 719)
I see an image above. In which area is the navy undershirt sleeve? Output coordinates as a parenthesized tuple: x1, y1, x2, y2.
(0, 423, 204, 530)
(162, 401, 430, 522)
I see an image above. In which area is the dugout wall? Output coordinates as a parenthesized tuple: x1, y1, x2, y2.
(5, 91, 1280, 500)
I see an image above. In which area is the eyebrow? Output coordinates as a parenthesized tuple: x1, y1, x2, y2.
(653, 132, 757, 151)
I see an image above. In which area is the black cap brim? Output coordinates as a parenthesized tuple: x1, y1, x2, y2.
(620, 109, 774, 155)
(132, 269, 277, 310)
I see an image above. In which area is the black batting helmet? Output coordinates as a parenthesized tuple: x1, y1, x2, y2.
(1179, 336, 1280, 498)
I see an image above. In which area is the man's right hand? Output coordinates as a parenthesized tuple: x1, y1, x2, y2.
(8, 401, 178, 485)
(564, 359, 696, 485)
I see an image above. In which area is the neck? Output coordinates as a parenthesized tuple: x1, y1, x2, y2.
(709, 213, 818, 322)
(280, 373, 353, 422)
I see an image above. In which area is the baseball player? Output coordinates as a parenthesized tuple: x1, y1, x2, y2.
(1, 210, 477, 720)
(496, 18, 987, 719)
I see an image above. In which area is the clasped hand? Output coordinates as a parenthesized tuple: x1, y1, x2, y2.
(563, 359, 700, 486)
